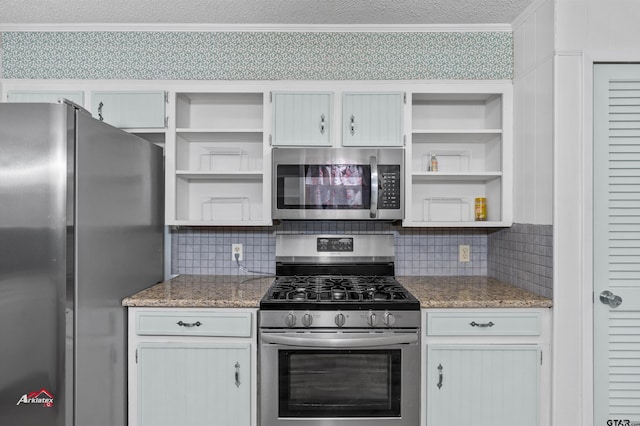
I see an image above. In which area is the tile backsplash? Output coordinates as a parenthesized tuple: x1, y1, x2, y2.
(172, 221, 488, 277)
(487, 223, 553, 298)
(172, 221, 553, 298)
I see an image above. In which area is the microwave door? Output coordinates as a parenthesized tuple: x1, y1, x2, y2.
(281, 169, 305, 208)
(369, 155, 378, 219)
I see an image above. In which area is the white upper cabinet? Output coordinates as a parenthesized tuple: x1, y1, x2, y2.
(7, 90, 85, 106)
(404, 85, 513, 227)
(342, 92, 404, 147)
(271, 92, 332, 146)
(270, 90, 404, 147)
(91, 91, 166, 128)
(2, 81, 515, 228)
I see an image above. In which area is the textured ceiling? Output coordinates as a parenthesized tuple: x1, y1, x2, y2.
(0, 0, 534, 25)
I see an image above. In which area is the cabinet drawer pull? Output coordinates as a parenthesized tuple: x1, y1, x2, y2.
(98, 101, 104, 121)
(470, 321, 495, 328)
(320, 114, 326, 135)
(235, 362, 241, 387)
(437, 364, 443, 389)
(350, 114, 356, 135)
(177, 320, 202, 328)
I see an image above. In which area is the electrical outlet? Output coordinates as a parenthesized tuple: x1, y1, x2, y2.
(232, 243, 243, 261)
(459, 245, 471, 262)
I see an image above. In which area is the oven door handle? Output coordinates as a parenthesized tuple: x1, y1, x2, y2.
(261, 332, 418, 347)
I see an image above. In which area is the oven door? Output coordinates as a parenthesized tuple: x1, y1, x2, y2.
(272, 147, 403, 220)
(259, 330, 420, 426)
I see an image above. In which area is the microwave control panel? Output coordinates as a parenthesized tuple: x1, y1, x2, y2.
(378, 165, 401, 209)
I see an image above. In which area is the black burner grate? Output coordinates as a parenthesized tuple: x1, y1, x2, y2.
(266, 276, 414, 304)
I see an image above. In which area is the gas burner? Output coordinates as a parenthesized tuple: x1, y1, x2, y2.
(331, 287, 347, 300)
(365, 289, 391, 301)
(288, 290, 308, 301)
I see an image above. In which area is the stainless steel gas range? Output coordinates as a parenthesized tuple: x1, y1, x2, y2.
(259, 234, 421, 426)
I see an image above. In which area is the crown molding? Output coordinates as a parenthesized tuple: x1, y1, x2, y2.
(0, 22, 512, 33)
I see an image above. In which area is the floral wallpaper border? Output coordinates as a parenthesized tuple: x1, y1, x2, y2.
(1, 31, 512, 80)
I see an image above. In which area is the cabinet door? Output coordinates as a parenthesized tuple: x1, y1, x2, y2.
(7, 90, 85, 105)
(92, 91, 166, 128)
(138, 343, 251, 426)
(272, 92, 332, 146)
(342, 92, 403, 146)
(427, 345, 540, 426)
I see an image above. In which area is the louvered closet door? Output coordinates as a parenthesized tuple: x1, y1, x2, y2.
(594, 64, 640, 425)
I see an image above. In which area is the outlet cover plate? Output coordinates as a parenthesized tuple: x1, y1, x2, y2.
(459, 245, 470, 262)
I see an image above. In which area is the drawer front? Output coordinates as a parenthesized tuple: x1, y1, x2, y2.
(137, 311, 252, 337)
(427, 312, 541, 336)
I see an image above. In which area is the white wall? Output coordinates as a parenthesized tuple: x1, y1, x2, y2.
(512, 0, 554, 225)
(553, 0, 640, 425)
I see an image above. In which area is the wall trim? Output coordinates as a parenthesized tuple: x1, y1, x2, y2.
(511, 0, 548, 29)
(0, 22, 513, 33)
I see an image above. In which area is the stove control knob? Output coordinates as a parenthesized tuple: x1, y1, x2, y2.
(284, 313, 297, 327)
(367, 311, 378, 327)
(302, 313, 313, 327)
(335, 313, 346, 327)
(383, 312, 396, 327)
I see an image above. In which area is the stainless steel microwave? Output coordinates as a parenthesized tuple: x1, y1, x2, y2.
(272, 147, 404, 220)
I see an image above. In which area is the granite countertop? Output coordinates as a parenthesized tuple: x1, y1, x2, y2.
(398, 276, 552, 308)
(122, 275, 273, 308)
(123, 275, 552, 309)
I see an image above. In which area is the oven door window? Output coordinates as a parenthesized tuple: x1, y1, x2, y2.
(278, 349, 401, 418)
(276, 164, 371, 210)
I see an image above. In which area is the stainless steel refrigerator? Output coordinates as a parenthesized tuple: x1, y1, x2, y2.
(0, 101, 164, 426)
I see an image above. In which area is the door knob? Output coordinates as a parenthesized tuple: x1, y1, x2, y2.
(600, 290, 622, 308)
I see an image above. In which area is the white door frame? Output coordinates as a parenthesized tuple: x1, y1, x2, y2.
(555, 56, 640, 426)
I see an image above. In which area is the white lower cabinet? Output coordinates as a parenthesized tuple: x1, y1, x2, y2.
(422, 309, 551, 426)
(128, 308, 257, 426)
(138, 343, 250, 426)
(427, 345, 539, 426)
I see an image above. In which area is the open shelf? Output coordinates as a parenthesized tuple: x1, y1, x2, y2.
(167, 91, 270, 226)
(405, 88, 511, 227)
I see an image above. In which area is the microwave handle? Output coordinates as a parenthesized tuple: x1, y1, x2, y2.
(370, 155, 378, 218)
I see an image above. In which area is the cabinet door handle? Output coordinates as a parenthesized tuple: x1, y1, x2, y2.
(320, 114, 326, 135)
(350, 115, 356, 135)
(235, 362, 241, 387)
(437, 364, 443, 389)
(470, 321, 495, 328)
(177, 320, 202, 327)
(98, 101, 104, 121)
